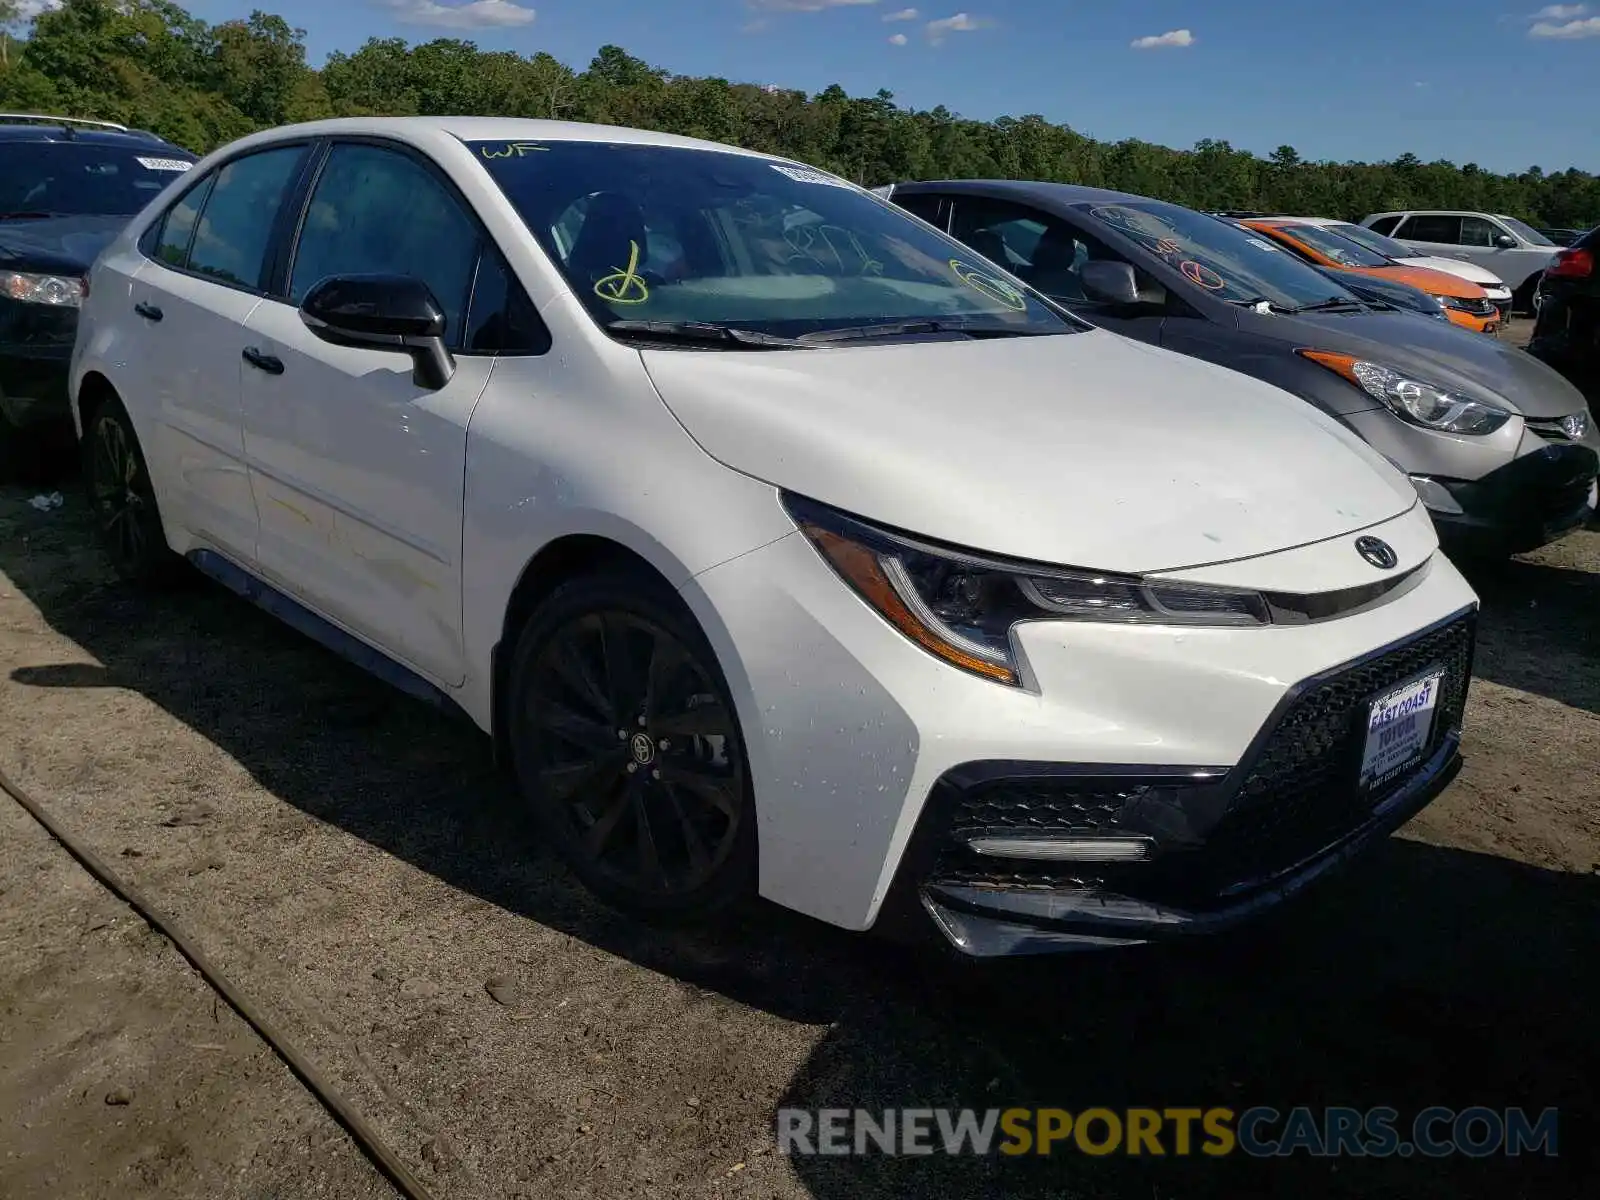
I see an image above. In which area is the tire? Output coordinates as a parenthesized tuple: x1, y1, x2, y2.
(1513, 272, 1542, 318)
(506, 568, 757, 922)
(81, 393, 183, 586)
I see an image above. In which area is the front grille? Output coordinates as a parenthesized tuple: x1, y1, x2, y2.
(925, 613, 1475, 907)
(1526, 413, 1590, 442)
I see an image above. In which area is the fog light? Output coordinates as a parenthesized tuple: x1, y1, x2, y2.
(966, 836, 1155, 863)
(1409, 475, 1465, 516)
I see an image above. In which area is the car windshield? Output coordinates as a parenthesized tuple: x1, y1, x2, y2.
(1496, 216, 1554, 247)
(468, 139, 1076, 341)
(1073, 200, 1363, 311)
(1325, 221, 1425, 261)
(0, 142, 195, 218)
(1271, 223, 1392, 268)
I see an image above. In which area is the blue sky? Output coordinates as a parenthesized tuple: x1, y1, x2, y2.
(125, 2, 1600, 172)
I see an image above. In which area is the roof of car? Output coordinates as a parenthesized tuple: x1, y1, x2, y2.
(216, 116, 783, 161)
(887, 179, 1153, 207)
(0, 118, 183, 150)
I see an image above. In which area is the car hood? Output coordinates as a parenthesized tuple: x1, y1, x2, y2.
(0, 214, 130, 275)
(641, 330, 1418, 574)
(1360, 264, 1484, 299)
(1234, 306, 1590, 419)
(1402, 254, 1510, 290)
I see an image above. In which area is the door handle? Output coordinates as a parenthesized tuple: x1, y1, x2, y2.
(242, 346, 284, 376)
(134, 301, 163, 322)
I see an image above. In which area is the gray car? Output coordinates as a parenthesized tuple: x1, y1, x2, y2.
(1359, 210, 1559, 314)
(878, 180, 1599, 557)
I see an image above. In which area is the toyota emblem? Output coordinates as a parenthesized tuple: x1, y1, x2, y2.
(1356, 536, 1398, 570)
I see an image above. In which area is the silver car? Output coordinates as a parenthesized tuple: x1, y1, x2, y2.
(1360, 211, 1558, 314)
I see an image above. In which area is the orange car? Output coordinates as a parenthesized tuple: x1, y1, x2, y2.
(1240, 217, 1502, 334)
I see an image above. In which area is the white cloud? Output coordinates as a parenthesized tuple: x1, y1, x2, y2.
(1533, 4, 1588, 18)
(925, 12, 987, 43)
(888, 31, 908, 44)
(1131, 28, 1195, 49)
(883, 7, 919, 20)
(1530, 15, 1600, 35)
(748, 0, 881, 11)
(377, 0, 537, 29)
(11, 0, 64, 20)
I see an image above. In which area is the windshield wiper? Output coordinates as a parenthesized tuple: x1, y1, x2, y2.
(605, 320, 808, 350)
(0, 211, 59, 221)
(1289, 295, 1366, 314)
(797, 318, 1051, 345)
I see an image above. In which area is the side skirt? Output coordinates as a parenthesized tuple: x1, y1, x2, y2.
(186, 548, 467, 718)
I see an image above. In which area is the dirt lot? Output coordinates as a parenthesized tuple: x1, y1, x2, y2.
(2, 358, 1597, 1196)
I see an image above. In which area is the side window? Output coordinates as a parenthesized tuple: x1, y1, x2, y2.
(152, 175, 214, 269)
(462, 250, 551, 355)
(289, 143, 480, 348)
(892, 193, 946, 230)
(1367, 216, 1402, 236)
(186, 146, 307, 289)
(951, 200, 1098, 302)
(1397, 214, 1462, 244)
(1459, 216, 1499, 248)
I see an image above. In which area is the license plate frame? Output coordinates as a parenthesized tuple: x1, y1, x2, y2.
(1359, 668, 1445, 796)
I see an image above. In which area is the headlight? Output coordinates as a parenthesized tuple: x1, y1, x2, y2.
(784, 494, 1269, 687)
(1297, 350, 1511, 435)
(1436, 294, 1492, 315)
(0, 270, 86, 308)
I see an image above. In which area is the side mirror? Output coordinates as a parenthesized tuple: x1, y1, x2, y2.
(1081, 260, 1166, 309)
(1493, 234, 1517, 249)
(299, 273, 456, 390)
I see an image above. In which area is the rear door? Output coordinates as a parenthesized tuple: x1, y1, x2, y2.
(1392, 213, 1471, 266)
(127, 143, 314, 560)
(238, 138, 503, 687)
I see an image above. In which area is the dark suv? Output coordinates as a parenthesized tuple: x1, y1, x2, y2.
(0, 114, 196, 479)
(1528, 227, 1599, 406)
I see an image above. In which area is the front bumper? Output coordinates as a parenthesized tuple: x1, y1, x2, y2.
(879, 611, 1473, 956)
(1424, 441, 1599, 556)
(682, 503, 1479, 946)
(0, 344, 73, 429)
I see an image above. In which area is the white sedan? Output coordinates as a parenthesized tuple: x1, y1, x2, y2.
(70, 118, 1478, 956)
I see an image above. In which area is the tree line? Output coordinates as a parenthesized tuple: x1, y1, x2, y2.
(2, 0, 1597, 229)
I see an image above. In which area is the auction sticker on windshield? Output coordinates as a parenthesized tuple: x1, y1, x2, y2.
(136, 157, 193, 172)
(1361, 670, 1443, 790)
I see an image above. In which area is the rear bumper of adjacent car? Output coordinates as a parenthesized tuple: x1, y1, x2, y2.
(682, 502, 1479, 952)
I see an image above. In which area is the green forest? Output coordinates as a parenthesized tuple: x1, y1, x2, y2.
(3, 0, 1598, 228)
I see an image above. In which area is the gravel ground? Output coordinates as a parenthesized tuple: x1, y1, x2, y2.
(1, 348, 1596, 1197)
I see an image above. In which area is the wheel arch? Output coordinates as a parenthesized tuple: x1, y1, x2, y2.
(75, 371, 121, 439)
(489, 533, 686, 767)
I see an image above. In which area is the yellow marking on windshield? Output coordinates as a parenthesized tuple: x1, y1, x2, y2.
(594, 240, 651, 305)
(479, 142, 549, 159)
(949, 259, 1027, 311)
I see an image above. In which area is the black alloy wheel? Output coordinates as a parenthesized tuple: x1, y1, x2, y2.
(508, 573, 755, 920)
(83, 396, 178, 585)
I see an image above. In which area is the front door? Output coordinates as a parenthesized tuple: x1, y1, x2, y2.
(946, 196, 1167, 344)
(239, 141, 496, 687)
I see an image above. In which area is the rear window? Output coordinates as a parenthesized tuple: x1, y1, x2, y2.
(0, 142, 195, 218)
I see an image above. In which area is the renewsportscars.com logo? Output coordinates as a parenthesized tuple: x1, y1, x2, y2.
(777, 1106, 1559, 1158)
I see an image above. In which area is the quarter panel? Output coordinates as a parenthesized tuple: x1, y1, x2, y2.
(456, 302, 801, 729)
